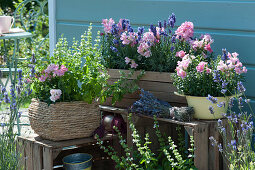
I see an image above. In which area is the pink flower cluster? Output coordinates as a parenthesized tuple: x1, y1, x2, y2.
(39, 64, 68, 82)
(196, 61, 211, 73)
(175, 50, 186, 58)
(50, 89, 62, 102)
(137, 32, 157, 58)
(120, 32, 138, 46)
(176, 54, 193, 78)
(191, 34, 214, 53)
(125, 57, 138, 68)
(102, 18, 115, 34)
(175, 21, 194, 41)
(217, 52, 247, 74)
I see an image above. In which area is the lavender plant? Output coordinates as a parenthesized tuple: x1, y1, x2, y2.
(0, 69, 33, 169)
(96, 114, 196, 169)
(208, 81, 255, 169)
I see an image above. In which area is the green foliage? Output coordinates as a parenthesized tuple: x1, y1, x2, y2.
(96, 114, 196, 170)
(32, 24, 109, 104)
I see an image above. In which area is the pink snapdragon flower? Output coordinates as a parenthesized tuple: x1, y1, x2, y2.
(175, 50, 186, 58)
(120, 32, 138, 46)
(201, 34, 214, 44)
(175, 21, 194, 41)
(156, 27, 165, 39)
(45, 64, 58, 74)
(54, 65, 68, 76)
(50, 89, 62, 102)
(102, 18, 115, 34)
(196, 61, 208, 72)
(204, 44, 213, 53)
(177, 57, 192, 70)
(176, 67, 187, 79)
(130, 60, 138, 68)
(217, 60, 228, 72)
(137, 42, 151, 58)
(142, 32, 156, 43)
(125, 57, 131, 64)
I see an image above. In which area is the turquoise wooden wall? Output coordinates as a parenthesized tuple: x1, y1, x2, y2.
(50, 0, 255, 110)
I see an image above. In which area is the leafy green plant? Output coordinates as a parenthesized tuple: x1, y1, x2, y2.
(96, 114, 196, 169)
(31, 24, 108, 104)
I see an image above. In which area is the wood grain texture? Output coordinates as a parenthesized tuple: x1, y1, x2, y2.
(43, 147, 53, 170)
(32, 143, 42, 170)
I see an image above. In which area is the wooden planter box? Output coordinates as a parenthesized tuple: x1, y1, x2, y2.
(104, 69, 187, 108)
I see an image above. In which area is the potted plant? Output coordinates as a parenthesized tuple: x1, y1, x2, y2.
(100, 13, 214, 108)
(172, 49, 247, 119)
(29, 25, 108, 141)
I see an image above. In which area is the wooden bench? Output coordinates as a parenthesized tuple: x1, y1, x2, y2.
(17, 134, 116, 170)
(100, 105, 224, 170)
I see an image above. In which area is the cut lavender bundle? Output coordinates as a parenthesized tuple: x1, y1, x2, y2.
(130, 89, 194, 121)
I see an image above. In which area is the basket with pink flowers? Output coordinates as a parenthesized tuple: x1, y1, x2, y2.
(29, 25, 108, 141)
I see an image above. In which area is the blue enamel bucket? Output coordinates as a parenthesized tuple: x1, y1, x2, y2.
(63, 153, 92, 170)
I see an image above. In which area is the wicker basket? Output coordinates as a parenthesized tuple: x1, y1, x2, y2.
(28, 98, 100, 141)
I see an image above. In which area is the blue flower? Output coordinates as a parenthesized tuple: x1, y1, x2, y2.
(111, 24, 119, 35)
(218, 143, 223, 152)
(217, 102, 225, 108)
(127, 25, 134, 33)
(170, 46, 175, 52)
(207, 94, 218, 104)
(150, 24, 157, 36)
(113, 39, 119, 45)
(138, 27, 144, 35)
(110, 46, 118, 53)
(218, 119, 222, 126)
(163, 20, 167, 29)
(221, 48, 229, 61)
(171, 36, 176, 43)
(4, 92, 10, 103)
(158, 21, 162, 28)
(213, 70, 221, 83)
(237, 81, 246, 93)
(231, 140, 237, 150)
(30, 53, 36, 64)
(1, 123, 5, 127)
(209, 106, 215, 114)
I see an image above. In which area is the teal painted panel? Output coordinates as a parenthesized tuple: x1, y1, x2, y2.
(56, 0, 255, 31)
(54, 0, 255, 109)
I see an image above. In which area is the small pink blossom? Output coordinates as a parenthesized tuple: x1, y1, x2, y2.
(142, 32, 156, 43)
(50, 89, 62, 102)
(130, 60, 138, 68)
(102, 18, 115, 34)
(176, 68, 187, 79)
(175, 21, 194, 41)
(175, 50, 186, 58)
(120, 32, 138, 46)
(206, 68, 211, 74)
(137, 42, 151, 58)
(45, 64, 58, 74)
(204, 44, 213, 53)
(242, 66, 247, 73)
(39, 75, 47, 82)
(125, 57, 131, 64)
(217, 60, 228, 72)
(196, 62, 208, 73)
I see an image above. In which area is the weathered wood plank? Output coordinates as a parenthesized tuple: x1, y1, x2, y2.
(43, 147, 53, 170)
(17, 134, 116, 150)
(32, 143, 42, 170)
(194, 124, 209, 170)
(25, 140, 33, 170)
(108, 69, 174, 82)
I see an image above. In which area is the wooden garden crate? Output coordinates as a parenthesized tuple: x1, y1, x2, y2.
(17, 134, 117, 170)
(100, 105, 224, 170)
(104, 69, 187, 108)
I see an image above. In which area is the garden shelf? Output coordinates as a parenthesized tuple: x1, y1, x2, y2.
(17, 133, 117, 170)
(100, 105, 225, 170)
